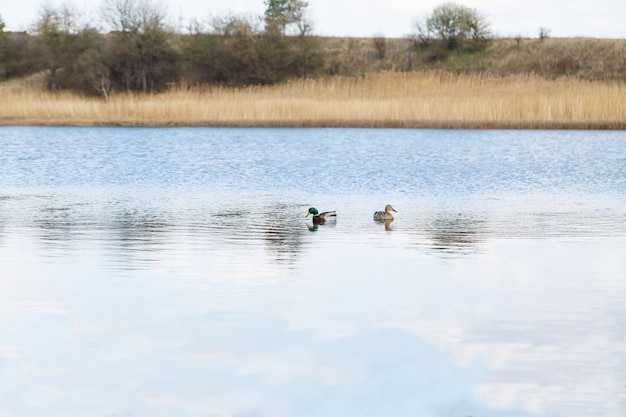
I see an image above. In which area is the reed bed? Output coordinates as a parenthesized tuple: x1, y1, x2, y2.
(2, 71, 625, 129)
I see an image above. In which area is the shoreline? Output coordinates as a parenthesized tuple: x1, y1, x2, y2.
(2, 119, 626, 130)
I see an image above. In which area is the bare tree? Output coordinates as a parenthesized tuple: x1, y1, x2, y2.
(264, 0, 312, 36)
(99, 0, 181, 92)
(100, 0, 168, 33)
(32, 5, 75, 90)
(28, 3, 107, 94)
(372, 34, 386, 59)
(411, 21, 434, 49)
(538, 26, 551, 42)
(413, 3, 492, 52)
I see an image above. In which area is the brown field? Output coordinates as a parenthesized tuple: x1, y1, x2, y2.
(1, 70, 626, 129)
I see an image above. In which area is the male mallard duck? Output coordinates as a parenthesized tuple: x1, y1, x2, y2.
(373, 204, 397, 221)
(306, 207, 337, 225)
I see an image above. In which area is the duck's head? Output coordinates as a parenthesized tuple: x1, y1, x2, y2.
(306, 207, 319, 217)
(385, 205, 397, 213)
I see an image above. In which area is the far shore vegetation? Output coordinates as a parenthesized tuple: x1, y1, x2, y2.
(1, 1, 626, 129)
(3, 71, 626, 129)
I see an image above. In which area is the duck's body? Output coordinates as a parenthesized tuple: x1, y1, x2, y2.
(306, 207, 337, 225)
(373, 204, 397, 221)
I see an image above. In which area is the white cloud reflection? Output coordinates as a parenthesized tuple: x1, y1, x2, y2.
(1, 217, 626, 417)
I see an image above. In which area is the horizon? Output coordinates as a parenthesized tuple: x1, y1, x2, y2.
(1, 0, 626, 39)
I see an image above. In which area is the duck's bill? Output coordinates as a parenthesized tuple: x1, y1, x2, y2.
(305, 212, 311, 217)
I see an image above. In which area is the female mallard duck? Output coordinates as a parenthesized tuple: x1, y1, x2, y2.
(373, 204, 397, 221)
(306, 207, 337, 225)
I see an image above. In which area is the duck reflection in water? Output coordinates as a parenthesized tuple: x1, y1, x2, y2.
(377, 219, 394, 231)
(306, 207, 337, 230)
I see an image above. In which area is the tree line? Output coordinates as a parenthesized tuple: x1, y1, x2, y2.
(0, 1, 492, 99)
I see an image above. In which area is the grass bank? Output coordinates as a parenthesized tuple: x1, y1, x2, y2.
(325, 37, 626, 83)
(2, 71, 625, 129)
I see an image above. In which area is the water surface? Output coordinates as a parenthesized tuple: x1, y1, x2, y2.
(1, 127, 626, 417)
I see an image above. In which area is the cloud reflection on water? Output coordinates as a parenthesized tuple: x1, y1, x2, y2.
(1, 191, 626, 417)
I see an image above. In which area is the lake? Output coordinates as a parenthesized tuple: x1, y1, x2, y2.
(1, 126, 625, 417)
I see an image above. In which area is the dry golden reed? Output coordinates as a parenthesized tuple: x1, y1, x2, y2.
(1, 71, 625, 129)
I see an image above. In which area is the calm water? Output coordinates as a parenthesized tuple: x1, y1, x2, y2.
(1, 126, 626, 417)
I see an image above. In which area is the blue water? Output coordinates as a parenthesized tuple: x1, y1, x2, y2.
(2, 127, 625, 195)
(1, 126, 626, 417)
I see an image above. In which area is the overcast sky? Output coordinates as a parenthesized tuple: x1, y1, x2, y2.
(2, 0, 626, 38)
